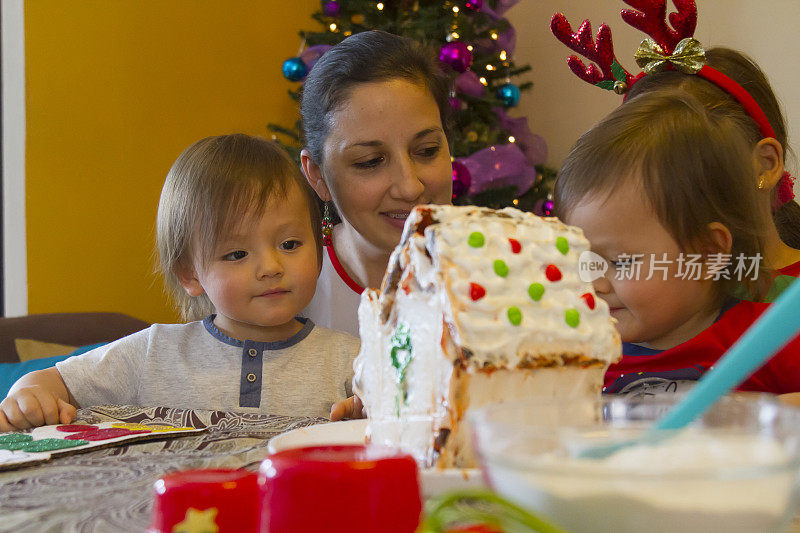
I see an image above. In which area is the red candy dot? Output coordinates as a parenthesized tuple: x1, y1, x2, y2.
(508, 238, 521, 254)
(545, 264, 562, 282)
(581, 293, 596, 310)
(470, 282, 486, 301)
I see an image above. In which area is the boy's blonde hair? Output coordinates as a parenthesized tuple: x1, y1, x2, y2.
(157, 134, 321, 321)
(555, 89, 771, 304)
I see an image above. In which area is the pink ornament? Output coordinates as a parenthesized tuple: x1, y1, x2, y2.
(439, 42, 473, 73)
(449, 96, 464, 112)
(452, 161, 472, 198)
(465, 0, 483, 10)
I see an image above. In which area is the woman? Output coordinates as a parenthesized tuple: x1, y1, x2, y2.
(300, 31, 454, 336)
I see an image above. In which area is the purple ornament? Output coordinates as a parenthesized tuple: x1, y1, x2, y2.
(439, 42, 473, 73)
(299, 44, 333, 75)
(322, 0, 341, 17)
(481, 0, 519, 19)
(460, 143, 536, 196)
(452, 161, 472, 198)
(465, 0, 482, 10)
(449, 97, 464, 112)
(455, 71, 485, 98)
(544, 199, 554, 216)
(494, 107, 548, 165)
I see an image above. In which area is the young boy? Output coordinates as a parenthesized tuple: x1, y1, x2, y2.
(1, 135, 359, 431)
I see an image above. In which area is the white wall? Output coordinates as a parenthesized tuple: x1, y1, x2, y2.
(508, 0, 800, 189)
(2, 0, 27, 316)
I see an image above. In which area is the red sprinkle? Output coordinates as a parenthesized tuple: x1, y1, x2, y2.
(508, 238, 521, 254)
(56, 424, 98, 432)
(581, 293, 596, 310)
(545, 264, 562, 282)
(469, 282, 486, 301)
(64, 428, 151, 441)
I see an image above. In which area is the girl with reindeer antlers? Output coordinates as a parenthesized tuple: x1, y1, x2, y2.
(550, 0, 800, 400)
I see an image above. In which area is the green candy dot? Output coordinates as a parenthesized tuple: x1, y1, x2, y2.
(468, 232, 485, 248)
(494, 259, 509, 277)
(528, 283, 545, 301)
(556, 236, 570, 255)
(565, 308, 580, 328)
(507, 306, 522, 325)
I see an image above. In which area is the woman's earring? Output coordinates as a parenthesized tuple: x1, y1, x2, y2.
(757, 177, 767, 190)
(322, 202, 333, 246)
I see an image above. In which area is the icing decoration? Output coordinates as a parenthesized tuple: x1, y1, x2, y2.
(468, 231, 485, 248)
(581, 293, 596, 310)
(64, 428, 151, 441)
(0, 433, 33, 444)
(56, 424, 98, 432)
(507, 306, 522, 325)
(528, 282, 545, 301)
(470, 282, 487, 301)
(555, 236, 570, 255)
(389, 324, 413, 414)
(565, 308, 581, 328)
(545, 264, 562, 281)
(508, 238, 522, 254)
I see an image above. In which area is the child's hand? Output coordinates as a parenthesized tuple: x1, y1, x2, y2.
(0, 386, 77, 431)
(330, 395, 365, 421)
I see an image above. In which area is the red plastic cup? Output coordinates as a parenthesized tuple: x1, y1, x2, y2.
(148, 468, 259, 533)
(258, 445, 422, 533)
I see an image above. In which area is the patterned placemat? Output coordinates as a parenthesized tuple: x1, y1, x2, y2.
(0, 405, 325, 533)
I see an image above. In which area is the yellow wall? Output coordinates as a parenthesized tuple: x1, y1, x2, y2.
(25, 1, 316, 323)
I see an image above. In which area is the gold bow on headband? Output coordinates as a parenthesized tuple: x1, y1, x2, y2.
(634, 37, 706, 75)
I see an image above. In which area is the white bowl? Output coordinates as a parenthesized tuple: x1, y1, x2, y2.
(471, 394, 800, 533)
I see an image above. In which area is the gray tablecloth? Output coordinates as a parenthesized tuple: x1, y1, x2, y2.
(0, 405, 324, 533)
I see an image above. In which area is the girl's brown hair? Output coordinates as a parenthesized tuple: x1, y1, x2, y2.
(626, 47, 800, 248)
(156, 134, 321, 321)
(555, 88, 771, 304)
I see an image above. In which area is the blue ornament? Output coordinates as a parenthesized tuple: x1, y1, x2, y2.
(496, 83, 520, 108)
(282, 57, 308, 82)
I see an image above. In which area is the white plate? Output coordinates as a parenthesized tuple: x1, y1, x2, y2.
(267, 420, 483, 497)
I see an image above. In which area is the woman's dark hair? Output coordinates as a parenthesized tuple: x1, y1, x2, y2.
(300, 30, 452, 165)
(627, 47, 800, 248)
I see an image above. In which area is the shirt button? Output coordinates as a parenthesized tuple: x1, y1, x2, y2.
(248, 348, 258, 357)
(247, 373, 257, 382)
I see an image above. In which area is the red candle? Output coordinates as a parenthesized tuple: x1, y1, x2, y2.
(148, 469, 258, 533)
(259, 445, 422, 533)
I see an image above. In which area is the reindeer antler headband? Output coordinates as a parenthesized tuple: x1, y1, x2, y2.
(550, 0, 776, 139)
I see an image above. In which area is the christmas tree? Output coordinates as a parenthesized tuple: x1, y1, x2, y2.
(271, 0, 556, 215)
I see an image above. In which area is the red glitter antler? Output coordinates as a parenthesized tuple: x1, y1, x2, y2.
(550, 13, 634, 92)
(620, 0, 697, 54)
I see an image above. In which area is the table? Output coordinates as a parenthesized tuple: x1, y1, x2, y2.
(0, 405, 323, 533)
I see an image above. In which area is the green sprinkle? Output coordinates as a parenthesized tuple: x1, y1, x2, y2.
(0, 441, 31, 451)
(528, 283, 545, 301)
(555, 236, 570, 255)
(494, 259, 509, 277)
(507, 306, 522, 325)
(468, 231, 485, 248)
(565, 308, 580, 328)
(0, 433, 33, 444)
